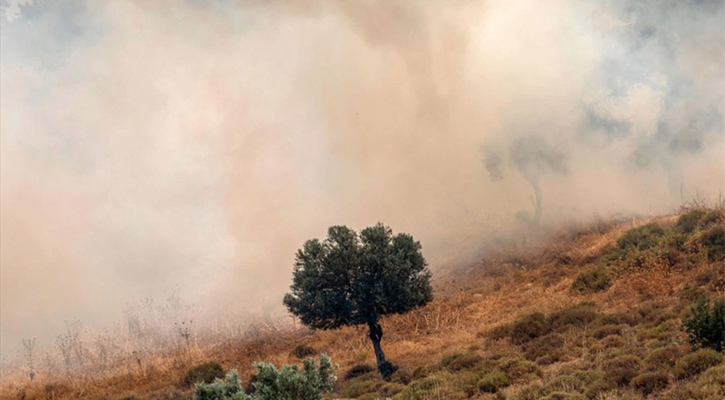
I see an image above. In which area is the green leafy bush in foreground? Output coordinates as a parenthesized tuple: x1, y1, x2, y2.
(683, 297, 725, 352)
(193, 354, 336, 400)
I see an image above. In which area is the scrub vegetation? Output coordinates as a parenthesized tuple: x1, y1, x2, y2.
(1, 206, 724, 400)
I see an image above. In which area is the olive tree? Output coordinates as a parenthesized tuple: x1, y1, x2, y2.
(283, 223, 433, 379)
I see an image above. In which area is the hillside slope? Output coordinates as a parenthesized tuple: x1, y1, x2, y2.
(2, 207, 724, 400)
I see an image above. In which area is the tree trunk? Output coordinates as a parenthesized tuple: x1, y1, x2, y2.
(367, 321, 394, 379)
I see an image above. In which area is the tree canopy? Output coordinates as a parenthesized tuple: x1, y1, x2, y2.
(283, 223, 433, 378)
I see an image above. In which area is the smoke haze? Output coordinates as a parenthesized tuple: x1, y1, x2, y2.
(1, 0, 723, 355)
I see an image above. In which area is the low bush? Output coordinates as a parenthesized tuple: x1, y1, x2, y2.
(701, 225, 725, 261)
(184, 362, 225, 387)
(570, 267, 611, 294)
(548, 304, 598, 330)
(342, 379, 383, 398)
(617, 223, 665, 251)
(193, 354, 336, 400)
(592, 324, 623, 340)
(674, 210, 708, 234)
(645, 344, 683, 369)
(522, 333, 565, 362)
(443, 353, 482, 372)
(291, 344, 317, 359)
(496, 357, 542, 382)
(478, 371, 510, 393)
(510, 312, 549, 344)
(603, 355, 642, 386)
(631, 371, 669, 395)
(392, 374, 466, 400)
(683, 297, 725, 352)
(674, 349, 723, 379)
(345, 364, 376, 381)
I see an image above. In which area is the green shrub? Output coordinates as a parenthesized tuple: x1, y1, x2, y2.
(345, 364, 376, 381)
(510, 312, 550, 344)
(496, 357, 543, 382)
(342, 379, 383, 398)
(184, 362, 225, 387)
(570, 267, 611, 294)
(193, 354, 336, 400)
(522, 334, 565, 362)
(674, 349, 723, 379)
(674, 210, 708, 234)
(617, 223, 665, 251)
(683, 297, 725, 352)
(701, 225, 725, 261)
(392, 374, 466, 400)
(478, 371, 510, 393)
(442, 353, 482, 372)
(645, 344, 683, 369)
(380, 382, 406, 397)
(291, 344, 317, 359)
(631, 372, 669, 395)
(603, 355, 642, 386)
(548, 304, 598, 330)
(390, 369, 413, 384)
(193, 369, 247, 400)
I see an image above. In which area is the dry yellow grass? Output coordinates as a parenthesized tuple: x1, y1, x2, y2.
(1, 210, 721, 400)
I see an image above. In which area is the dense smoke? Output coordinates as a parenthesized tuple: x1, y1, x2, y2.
(1, 0, 723, 356)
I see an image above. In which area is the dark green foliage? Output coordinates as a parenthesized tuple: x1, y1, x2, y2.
(701, 225, 725, 261)
(674, 210, 708, 234)
(284, 223, 432, 330)
(674, 209, 724, 233)
(284, 224, 432, 379)
(478, 371, 510, 393)
(631, 371, 669, 395)
(522, 334, 565, 363)
(184, 362, 225, 387)
(547, 303, 598, 330)
(616, 223, 664, 251)
(510, 312, 549, 344)
(603, 355, 642, 386)
(291, 344, 317, 359)
(674, 349, 723, 379)
(683, 297, 725, 352)
(570, 267, 610, 294)
(344, 364, 376, 381)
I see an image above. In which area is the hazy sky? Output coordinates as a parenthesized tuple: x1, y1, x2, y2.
(1, 0, 723, 355)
